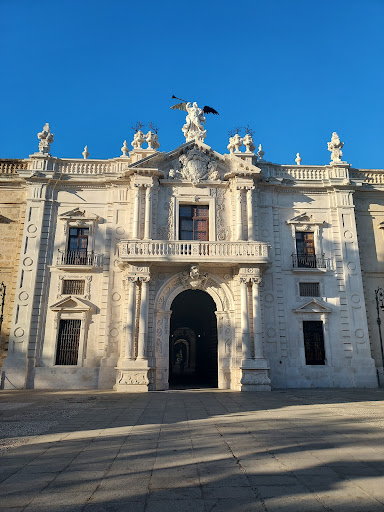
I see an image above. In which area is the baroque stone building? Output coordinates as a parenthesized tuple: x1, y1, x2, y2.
(0, 108, 383, 391)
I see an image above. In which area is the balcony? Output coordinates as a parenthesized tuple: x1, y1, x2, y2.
(56, 249, 102, 270)
(119, 240, 270, 265)
(292, 253, 328, 270)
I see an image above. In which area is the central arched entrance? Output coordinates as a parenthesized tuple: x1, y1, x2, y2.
(169, 289, 218, 389)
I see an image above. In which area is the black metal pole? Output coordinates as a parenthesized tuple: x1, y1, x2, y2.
(0, 282, 5, 335)
(375, 287, 384, 371)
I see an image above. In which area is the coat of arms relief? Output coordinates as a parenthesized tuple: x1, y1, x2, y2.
(168, 148, 220, 184)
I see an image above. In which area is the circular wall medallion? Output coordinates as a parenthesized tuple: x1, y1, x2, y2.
(109, 328, 119, 338)
(351, 294, 361, 304)
(347, 262, 356, 271)
(355, 329, 364, 339)
(18, 291, 29, 301)
(23, 257, 33, 267)
(264, 293, 274, 303)
(116, 227, 125, 235)
(267, 328, 276, 338)
(344, 230, 353, 239)
(112, 292, 121, 302)
(27, 224, 37, 234)
(14, 327, 24, 338)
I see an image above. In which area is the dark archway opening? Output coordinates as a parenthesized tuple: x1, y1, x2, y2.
(169, 289, 218, 389)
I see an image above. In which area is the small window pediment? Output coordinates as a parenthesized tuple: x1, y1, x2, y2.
(287, 212, 325, 228)
(59, 208, 100, 223)
(50, 296, 93, 312)
(293, 298, 332, 314)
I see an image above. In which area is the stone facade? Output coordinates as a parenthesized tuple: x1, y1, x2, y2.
(0, 160, 27, 371)
(0, 119, 383, 390)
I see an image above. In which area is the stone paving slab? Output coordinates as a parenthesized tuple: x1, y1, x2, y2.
(0, 388, 384, 511)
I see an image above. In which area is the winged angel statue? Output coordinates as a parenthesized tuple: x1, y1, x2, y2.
(170, 95, 219, 143)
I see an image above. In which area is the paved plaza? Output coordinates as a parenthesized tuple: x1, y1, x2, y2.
(0, 389, 384, 511)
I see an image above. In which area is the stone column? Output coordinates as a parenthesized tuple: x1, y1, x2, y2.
(137, 277, 150, 359)
(236, 187, 243, 241)
(247, 187, 255, 241)
(125, 277, 137, 359)
(240, 277, 252, 360)
(143, 184, 152, 240)
(251, 277, 264, 359)
(132, 184, 141, 239)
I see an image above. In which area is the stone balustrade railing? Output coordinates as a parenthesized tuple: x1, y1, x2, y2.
(119, 240, 270, 264)
(350, 169, 384, 185)
(0, 159, 28, 174)
(262, 165, 328, 181)
(57, 159, 129, 175)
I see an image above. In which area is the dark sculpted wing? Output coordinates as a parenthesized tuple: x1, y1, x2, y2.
(170, 102, 187, 111)
(203, 106, 219, 115)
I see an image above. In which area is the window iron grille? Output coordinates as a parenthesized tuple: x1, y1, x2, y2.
(303, 320, 325, 365)
(62, 280, 85, 295)
(292, 254, 326, 269)
(57, 249, 97, 266)
(299, 282, 320, 297)
(56, 319, 81, 365)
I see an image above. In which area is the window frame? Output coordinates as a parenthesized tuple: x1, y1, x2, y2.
(303, 320, 326, 365)
(179, 205, 210, 241)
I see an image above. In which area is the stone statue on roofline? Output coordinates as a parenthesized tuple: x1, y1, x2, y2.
(170, 95, 219, 143)
(37, 123, 54, 155)
(327, 132, 344, 164)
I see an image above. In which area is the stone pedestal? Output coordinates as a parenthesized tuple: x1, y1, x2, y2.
(240, 359, 271, 391)
(114, 359, 151, 392)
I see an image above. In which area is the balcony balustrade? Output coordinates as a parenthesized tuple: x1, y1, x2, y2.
(119, 240, 270, 265)
(56, 249, 101, 268)
(292, 253, 328, 270)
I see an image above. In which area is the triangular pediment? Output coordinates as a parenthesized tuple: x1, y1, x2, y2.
(59, 208, 100, 222)
(287, 212, 325, 226)
(127, 139, 262, 182)
(50, 296, 93, 312)
(293, 298, 332, 314)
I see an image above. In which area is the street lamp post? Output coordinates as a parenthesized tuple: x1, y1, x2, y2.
(0, 282, 5, 335)
(374, 288, 384, 383)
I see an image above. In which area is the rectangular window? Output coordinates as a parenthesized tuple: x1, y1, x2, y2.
(66, 228, 89, 264)
(179, 205, 209, 241)
(303, 320, 325, 365)
(295, 231, 316, 268)
(56, 319, 81, 365)
(62, 280, 85, 295)
(299, 282, 320, 297)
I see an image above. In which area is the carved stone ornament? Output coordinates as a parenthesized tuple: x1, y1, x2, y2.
(146, 131, 160, 150)
(243, 134, 256, 153)
(327, 132, 344, 164)
(181, 264, 208, 289)
(257, 144, 265, 161)
(118, 372, 149, 385)
(131, 130, 146, 149)
(37, 123, 54, 154)
(182, 102, 207, 142)
(231, 134, 243, 153)
(174, 148, 219, 184)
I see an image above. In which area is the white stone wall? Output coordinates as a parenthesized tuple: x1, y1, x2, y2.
(1, 141, 381, 390)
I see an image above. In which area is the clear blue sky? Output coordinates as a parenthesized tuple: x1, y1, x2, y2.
(1, 0, 383, 168)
